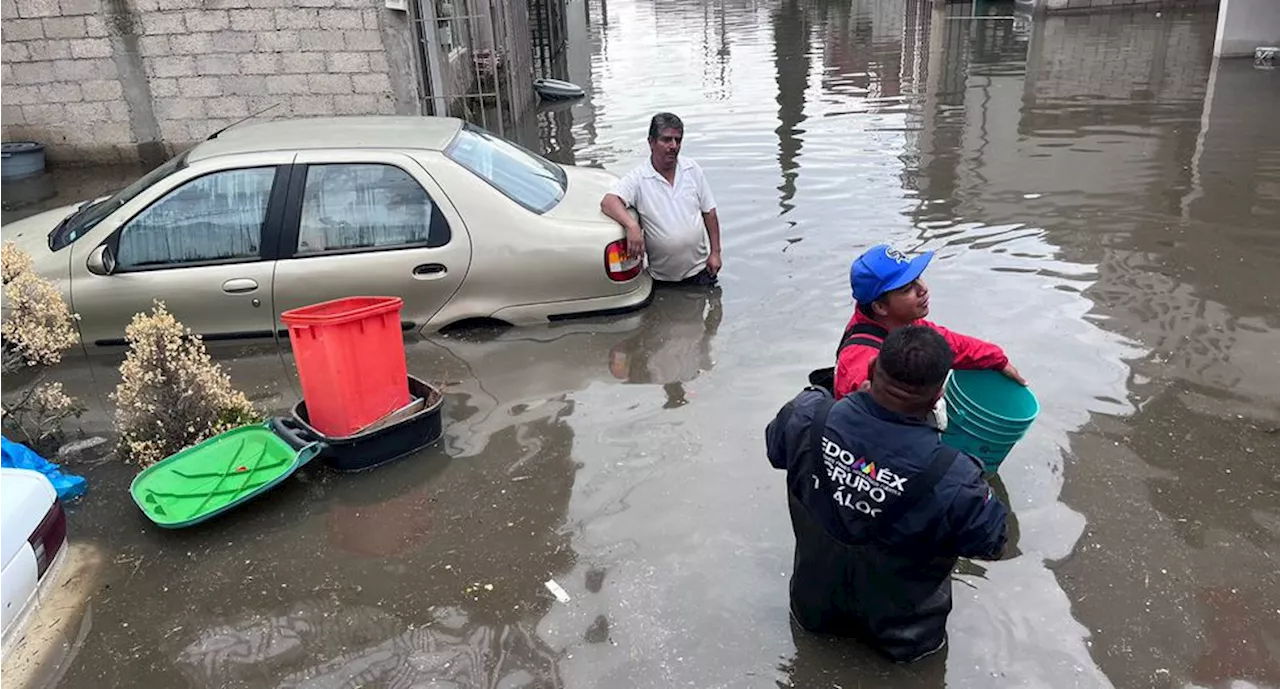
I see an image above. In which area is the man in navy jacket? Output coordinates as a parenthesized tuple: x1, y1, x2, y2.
(766, 325, 1008, 663)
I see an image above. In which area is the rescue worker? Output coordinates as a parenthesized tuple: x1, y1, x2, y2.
(766, 325, 1009, 663)
(832, 244, 1025, 399)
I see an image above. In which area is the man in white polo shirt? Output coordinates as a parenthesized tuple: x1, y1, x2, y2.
(601, 112, 723, 286)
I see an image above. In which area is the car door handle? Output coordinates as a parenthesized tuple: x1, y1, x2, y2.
(222, 278, 259, 294)
(413, 264, 447, 279)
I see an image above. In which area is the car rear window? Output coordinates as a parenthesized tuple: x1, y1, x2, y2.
(445, 124, 567, 214)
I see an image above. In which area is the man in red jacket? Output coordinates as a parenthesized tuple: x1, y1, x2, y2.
(833, 244, 1026, 400)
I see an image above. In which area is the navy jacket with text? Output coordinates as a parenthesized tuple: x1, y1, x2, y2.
(765, 388, 1008, 662)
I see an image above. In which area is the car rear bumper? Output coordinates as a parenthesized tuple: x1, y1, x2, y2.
(488, 275, 654, 325)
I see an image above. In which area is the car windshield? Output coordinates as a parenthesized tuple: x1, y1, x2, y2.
(48, 152, 189, 252)
(445, 124, 566, 214)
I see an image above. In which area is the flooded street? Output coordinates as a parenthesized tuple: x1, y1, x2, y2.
(4, 1, 1278, 687)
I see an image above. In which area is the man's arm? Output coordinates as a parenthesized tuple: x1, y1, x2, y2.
(924, 321, 1025, 385)
(942, 460, 1009, 560)
(694, 163, 722, 276)
(765, 388, 826, 470)
(602, 171, 644, 258)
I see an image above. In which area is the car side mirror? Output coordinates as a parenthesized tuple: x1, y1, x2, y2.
(87, 245, 116, 276)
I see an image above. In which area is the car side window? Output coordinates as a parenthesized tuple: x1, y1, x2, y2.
(295, 163, 450, 255)
(116, 167, 276, 270)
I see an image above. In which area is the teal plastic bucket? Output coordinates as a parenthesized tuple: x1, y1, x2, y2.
(941, 425, 1017, 474)
(947, 369, 1039, 424)
(942, 370, 1039, 473)
(943, 396, 1028, 444)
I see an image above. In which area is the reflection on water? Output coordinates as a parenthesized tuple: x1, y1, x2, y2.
(11, 0, 1279, 687)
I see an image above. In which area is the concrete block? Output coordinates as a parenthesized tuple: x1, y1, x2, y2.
(246, 0, 286, 8)
(105, 101, 130, 121)
(184, 10, 230, 32)
(2, 0, 18, 20)
(222, 75, 269, 95)
(280, 51, 325, 73)
(65, 101, 110, 122)
(52, 58, 115, 81)
(352, 72, 391, 94)
(81, 79, 124, 101)
(195, 53, 239, 75)
(16, 0, 59, 18)
(206, 95, 249, 118)
(155, 97, 205, 120)
(43, 16, 89, 38)
(178, 75, 223, 97)
(156, 0, 187, 9)
(257, 30, 300, 52)
(95, 121, 133, 142)
(274, 8, 319, 29)
(246, 94, 291, 116)
(265, 74, 308, 93)
(28, 39, 72, 61)
(326, 51, 369, 73)
(306, 72, 351, 94)
(332, 93, 375, 115)
(23, 104, 66, 124)
(148, 55, 197, 78)
(84, 15, 108, 36)
(2, 105, 27, 125)
(138, 35, 171, 56)
(362, 8, 380, 29)
(342, 29, 381, 51)
(2, 84, 42, 105)
(69, 37, 114, 59)
(38, 81, 83, 103)
(291, 95, 334, 116)
(229, 8, 273, 31)
(297, 29, 340, 51)
(318, 8, 361, 29)
(205, 0, 249, 8)
(3, 42, 33, 62)
(9, 61, 55, 84)
(141, 12, 186, 35)
(373, 94, 394, 115)
(368, 52, 388, 73)
(57, 0, 99, 15)
(296, 0, 336, 7)
(6, 18, 45, 40)
(170, 32, 214, 55)
(238, 53, 279, 74)
(158, 118, 189, 143)
(208, 30, 257, 53)
(149, 77, 178, 97)
(129, 0, 159, 10)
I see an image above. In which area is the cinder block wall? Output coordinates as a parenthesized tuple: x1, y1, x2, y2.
(1041, 0, 1217, 12)
(2, 0, 422, 164)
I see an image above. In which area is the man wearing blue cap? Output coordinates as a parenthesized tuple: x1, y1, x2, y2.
(833, 244, 1025, 400)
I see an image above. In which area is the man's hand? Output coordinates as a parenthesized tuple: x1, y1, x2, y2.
(626, 225, 645, 260)
(1000, 363, 1027, 386)
(706, 251, 722, 276)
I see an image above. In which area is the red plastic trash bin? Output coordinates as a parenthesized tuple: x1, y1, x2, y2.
(281, 296, 411, 437)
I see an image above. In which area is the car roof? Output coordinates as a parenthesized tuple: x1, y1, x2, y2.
(186, 116, 466, 162)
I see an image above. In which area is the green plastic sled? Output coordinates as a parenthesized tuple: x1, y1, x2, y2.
(129, 423, 322, 529)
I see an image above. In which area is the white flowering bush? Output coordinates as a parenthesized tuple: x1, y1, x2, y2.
(112, 302, 259, 466)
(1, 243, 83, 452)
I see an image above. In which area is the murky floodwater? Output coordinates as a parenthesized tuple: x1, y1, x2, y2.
(5, 1, 1278, 687)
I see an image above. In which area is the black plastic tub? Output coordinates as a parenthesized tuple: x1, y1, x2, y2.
(270, 375, 443, 473)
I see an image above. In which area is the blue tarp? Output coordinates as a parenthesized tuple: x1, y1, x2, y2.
(1, 436, 87, 502)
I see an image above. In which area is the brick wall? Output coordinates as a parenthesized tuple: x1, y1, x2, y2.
(1041, 0, 1217, 12)
(2, 0, 422, 164)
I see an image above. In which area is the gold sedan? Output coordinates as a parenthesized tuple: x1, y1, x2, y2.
(2, 116, 651, 349)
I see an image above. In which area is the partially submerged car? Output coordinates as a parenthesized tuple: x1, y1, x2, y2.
(1, 116, 649, 348)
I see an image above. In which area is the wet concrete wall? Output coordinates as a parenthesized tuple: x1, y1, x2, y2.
(1214, 0, 1280, 56)
(1, 0, 424, 164)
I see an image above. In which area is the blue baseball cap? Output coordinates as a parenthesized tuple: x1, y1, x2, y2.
(850, 244, 934, 303)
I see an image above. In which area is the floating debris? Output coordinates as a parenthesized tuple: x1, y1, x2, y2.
(544, 579, 571, 603)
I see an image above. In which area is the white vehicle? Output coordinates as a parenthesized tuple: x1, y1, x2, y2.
(1, 467, 68, 647)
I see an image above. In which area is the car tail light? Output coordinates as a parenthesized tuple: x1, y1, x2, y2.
(605, 239, 643, 282)
(29, 500, 67, 579)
